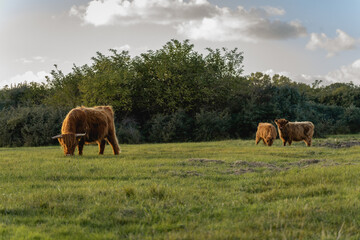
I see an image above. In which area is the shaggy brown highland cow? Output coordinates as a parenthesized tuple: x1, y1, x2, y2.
(275, 118, 314, 147)
(255, 123, 277, 146)
(52, 106, 120, 156)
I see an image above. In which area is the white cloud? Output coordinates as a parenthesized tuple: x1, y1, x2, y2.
(70, 0, 215, 26)
(291, 73, 334, 86)
(113, 44, 131, 52)
(177, 10, 306, 42)
(306, 29, 357, 57)
(261, 6, 285, 16)
(70, 0, 307, 42)
(324, 59, 360, 84)
(15, 56, 47, 64)
(263, 69, 291, 78)
(1, 71, 49, 88)
(15, 58, 33, 64)
(264, 59, 360, 86)
(33, 56, 46, 63)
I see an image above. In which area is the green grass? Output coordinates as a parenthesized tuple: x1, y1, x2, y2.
(1, 136, 360, 239)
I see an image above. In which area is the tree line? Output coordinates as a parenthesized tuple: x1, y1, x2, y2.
(1, 39, 360, 147)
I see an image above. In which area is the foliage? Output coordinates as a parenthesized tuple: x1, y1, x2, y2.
(79, 50, 133, 114)
(343, 105, 360, 133)
(0, 105, 68, 147)
(0, 82, 48, 109)
(45, 65, 83, 108)
(131, 39, 205, 116)
(1, 39, 360, 146)
(194, 110, 231, 141)
(116, 118, 142, 144)
(146, 109, 194, 143)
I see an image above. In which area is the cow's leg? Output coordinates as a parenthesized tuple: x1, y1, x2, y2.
(282, 140, 286, 146)
(305, 138, 312, 147)
(107, 134, 120, 155)
(288, 140, 292, 146)
(98, 140, 106, 155)
(78, 138, 85, 155)
(255, 136, 261, 145)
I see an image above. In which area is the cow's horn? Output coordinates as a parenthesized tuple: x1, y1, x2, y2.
(51, 134, 63, 139)
(75, 133, 86, 137)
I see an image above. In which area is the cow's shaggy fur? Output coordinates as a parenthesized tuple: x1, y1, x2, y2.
(255, 123, 277, 146)
(275, 119, 314, 147)
(53, 106, 120, 155)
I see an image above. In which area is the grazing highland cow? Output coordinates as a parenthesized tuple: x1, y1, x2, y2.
(255, 123, 277, 146)
(52, 106, 120, 156)
(274, 118, 314, 147)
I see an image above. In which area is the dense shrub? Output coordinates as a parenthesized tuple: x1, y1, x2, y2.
(342, 105, 360, 133)
(0, 107, 25, 147)
(2, 40, 360, 147)
(295, 103, 346, 137)
(146, 109, 194, 143)
(194, 110, 231, 141)
(0, 106, 68, 147)
(117, 118, 142, 144)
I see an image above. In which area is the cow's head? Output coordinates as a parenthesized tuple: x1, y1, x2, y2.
(52, 133, 85, 156)
(266, 137, 274, 146)
(274, 119, 289, 130)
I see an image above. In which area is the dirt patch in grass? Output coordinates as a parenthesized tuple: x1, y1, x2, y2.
(171, 170, 202, 177)
(227, 160, 281, 175)
(231, 160, 277, 168)
(227, 159, 334, 175)
(317, 141, 360, 148)
(188, 158, 225, 164)
(185, 158, 348, 176)
(288, 159, 325, 166)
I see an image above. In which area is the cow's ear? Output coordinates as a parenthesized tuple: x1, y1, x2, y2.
(52, 134, 63, 139)
(274, 119, 278, 123)
(284, 120, 289, 124)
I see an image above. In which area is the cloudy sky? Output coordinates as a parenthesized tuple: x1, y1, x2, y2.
(1, 0, 360, 87)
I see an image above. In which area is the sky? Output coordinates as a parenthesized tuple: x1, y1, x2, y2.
(1, 0, 360, 87)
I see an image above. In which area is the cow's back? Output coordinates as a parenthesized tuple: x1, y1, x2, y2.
(81, 107, 110, 142)
(257, 123, 277, 138)
(94, 106, 114, 117)
(286, 121, 314, 141)
(94, 105, 116, 132)
(61, 108, 87, 134)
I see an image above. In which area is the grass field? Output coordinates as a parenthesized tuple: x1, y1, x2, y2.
(1, 135, 360, 239)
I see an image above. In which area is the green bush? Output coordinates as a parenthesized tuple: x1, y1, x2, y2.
(342, 105, 360, 133)
(0, 106, 68, 147)
(3, 40, 360, 145)
(117, 118, 142, 144)
(147, 109, 194, 143)
(22, 106, 68, 146)
(194, 110, 231, 141)
(295, 103, 346, 137)
(0, 107, 25, 147)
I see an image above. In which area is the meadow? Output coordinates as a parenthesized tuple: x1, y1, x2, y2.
(1, 135, 360, 239)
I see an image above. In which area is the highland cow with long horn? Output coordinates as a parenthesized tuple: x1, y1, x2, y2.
(52, 106, 120, 156)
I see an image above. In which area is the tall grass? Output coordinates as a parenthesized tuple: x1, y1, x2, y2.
(1, 137, 360, 239)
